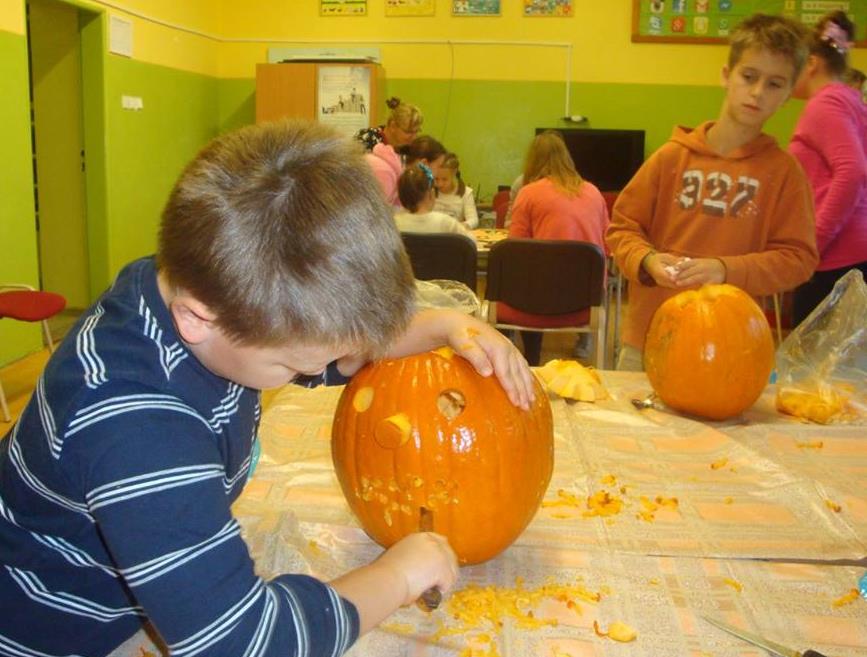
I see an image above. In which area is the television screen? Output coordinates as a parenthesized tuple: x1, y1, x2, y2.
(535, 128, 646, 192)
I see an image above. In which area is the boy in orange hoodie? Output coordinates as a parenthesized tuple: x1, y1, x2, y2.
(606, 14, 819, 370)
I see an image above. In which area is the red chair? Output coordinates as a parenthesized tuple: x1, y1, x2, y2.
(492, 189, 510, 228)
(0, 285, 66, 422)
(601, 191, 619, 217)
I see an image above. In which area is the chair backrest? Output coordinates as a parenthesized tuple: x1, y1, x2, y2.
(492, 190, 510, 228)
(601, 191, 619, 217)
(485, 239, 605, 315)
(400, 232, 478, 291)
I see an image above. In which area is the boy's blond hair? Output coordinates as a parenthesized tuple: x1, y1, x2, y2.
(523, 130, 584, 196)
(727, 14, 809, 81)
(157, 120, 415, 352)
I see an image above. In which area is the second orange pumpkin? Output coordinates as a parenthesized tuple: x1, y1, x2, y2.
(644, 284, 774, 420)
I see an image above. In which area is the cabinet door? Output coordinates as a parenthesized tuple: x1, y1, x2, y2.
(255, 63, 316, 123)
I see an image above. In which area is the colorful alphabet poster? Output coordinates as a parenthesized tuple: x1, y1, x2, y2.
(524, 0, 573, 16)
(453, 0, 501, 16)
(633, 0, 866, 44)
(385, 0, 435, 17)
(320, 0, 366, 16)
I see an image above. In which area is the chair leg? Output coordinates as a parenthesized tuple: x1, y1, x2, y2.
(41, 319, 56, 353)
(772, 293, 783, 345)
(0, 378, 10, 423)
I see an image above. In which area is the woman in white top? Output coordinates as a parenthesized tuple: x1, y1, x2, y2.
(433, 152, 479, 228)
(395, 163, 477, 242)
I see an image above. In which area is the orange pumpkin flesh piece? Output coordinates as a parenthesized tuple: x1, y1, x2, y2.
(331, 348, 554, 565)
(643, 284, 774, 421)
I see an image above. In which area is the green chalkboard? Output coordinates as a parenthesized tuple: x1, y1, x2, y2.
(632, 0, 867, 45)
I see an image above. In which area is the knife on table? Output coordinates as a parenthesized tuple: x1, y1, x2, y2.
(417, 506, 442, 611)
(702, 615, 828, 657)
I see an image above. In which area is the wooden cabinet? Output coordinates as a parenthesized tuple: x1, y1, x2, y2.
(255, 62, 384, 128)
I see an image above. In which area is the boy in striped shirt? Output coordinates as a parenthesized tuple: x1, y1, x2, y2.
(0, 120, 534, 656)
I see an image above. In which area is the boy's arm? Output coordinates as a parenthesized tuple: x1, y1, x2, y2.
(330, 532, 458, 635)
(82, 409, 360, 656)
(606, 154, 679, 287)
(716, 161, 819, 296)
(801, 93, 867, 253)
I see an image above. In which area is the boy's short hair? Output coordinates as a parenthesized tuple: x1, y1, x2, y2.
(157, 120, 415, 352)
(398, 163, 434, 212)
(728, 13, 809, 81)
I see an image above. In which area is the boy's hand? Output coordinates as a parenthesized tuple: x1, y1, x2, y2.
(376, 532, 459, 607)
(672, 257, 726, 288)
(642, 252, 683, 288)
(446, 317, 535, 411)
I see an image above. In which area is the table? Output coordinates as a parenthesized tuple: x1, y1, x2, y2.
(233, 372, 867, 657)
(472, 228, 508, 276)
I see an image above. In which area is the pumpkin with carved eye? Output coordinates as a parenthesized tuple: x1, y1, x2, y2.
(331, 347, 553, 565)
(643, 284, 775, 421)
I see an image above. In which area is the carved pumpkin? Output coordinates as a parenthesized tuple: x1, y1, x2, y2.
(331, 347, 553, 564)
(643, 284, 774, 421)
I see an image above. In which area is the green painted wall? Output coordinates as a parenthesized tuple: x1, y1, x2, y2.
(0, 29, 42, 364)
(102, 56, 219, 276)
(1, 26, 219, 367)
(215, 77, 805, 202)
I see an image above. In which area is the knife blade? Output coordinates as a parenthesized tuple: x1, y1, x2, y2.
(701, 615, 828, 657)
(418, 506, 442, 611)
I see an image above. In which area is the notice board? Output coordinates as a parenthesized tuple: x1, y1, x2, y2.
(632, 0, 867, 45)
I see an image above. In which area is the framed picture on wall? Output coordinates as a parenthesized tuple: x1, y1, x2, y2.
(632, 0, 867, 45)
(523, 0, 573, 17)
(320, 0, 367, 16)
(385, 0, 435, 17)
(453, 0, 501, 16)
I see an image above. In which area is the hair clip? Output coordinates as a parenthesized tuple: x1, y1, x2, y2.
(418, 162, 434, 186)
(822, 22, 854, 55)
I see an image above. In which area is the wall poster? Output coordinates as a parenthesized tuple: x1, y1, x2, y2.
(385, 0, 435, 17)
(453, 0, 501, 16)
(523, 1, 573, 17)
(320, 0, 367, 16)
(632, 0, 866, 45)
(317, 66, 371, 137)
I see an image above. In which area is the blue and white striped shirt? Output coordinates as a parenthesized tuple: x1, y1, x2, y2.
(0, 258, 359, 657)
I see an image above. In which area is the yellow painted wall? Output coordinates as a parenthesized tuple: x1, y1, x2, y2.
(7, 1, 862, 83)
(217, 1, 867, 83)
(0, 0, 24, 34)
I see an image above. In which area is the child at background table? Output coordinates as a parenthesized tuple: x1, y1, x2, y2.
(506, 130, 609, 365)
(789, 11, 867, 325)
(606, 13, 819, 371)
(366, 134, 448, 209)
(396, 163, 478, 243)
(434, 152, 480, 228)
(0, 120, 534, 657)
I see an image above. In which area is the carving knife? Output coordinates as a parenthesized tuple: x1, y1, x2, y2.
(418, 506, 442, 611)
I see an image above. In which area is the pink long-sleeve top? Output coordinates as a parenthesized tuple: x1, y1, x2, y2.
(500, 177, 609, 328)
(789, 82, 867, 271)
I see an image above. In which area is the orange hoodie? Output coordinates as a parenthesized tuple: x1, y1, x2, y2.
(606, 121, 819, 351)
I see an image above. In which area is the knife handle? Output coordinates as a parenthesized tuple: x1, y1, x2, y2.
(419, 586, 442, 611)
(802, 651, 828, 657)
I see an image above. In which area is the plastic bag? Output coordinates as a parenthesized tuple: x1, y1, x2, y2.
(414, 279, 480, 316)
(775, 269, 867, 424)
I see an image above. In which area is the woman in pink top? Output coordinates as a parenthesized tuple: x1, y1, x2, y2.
(789, 11, 867, 325)
(506, 130, 610, 364)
